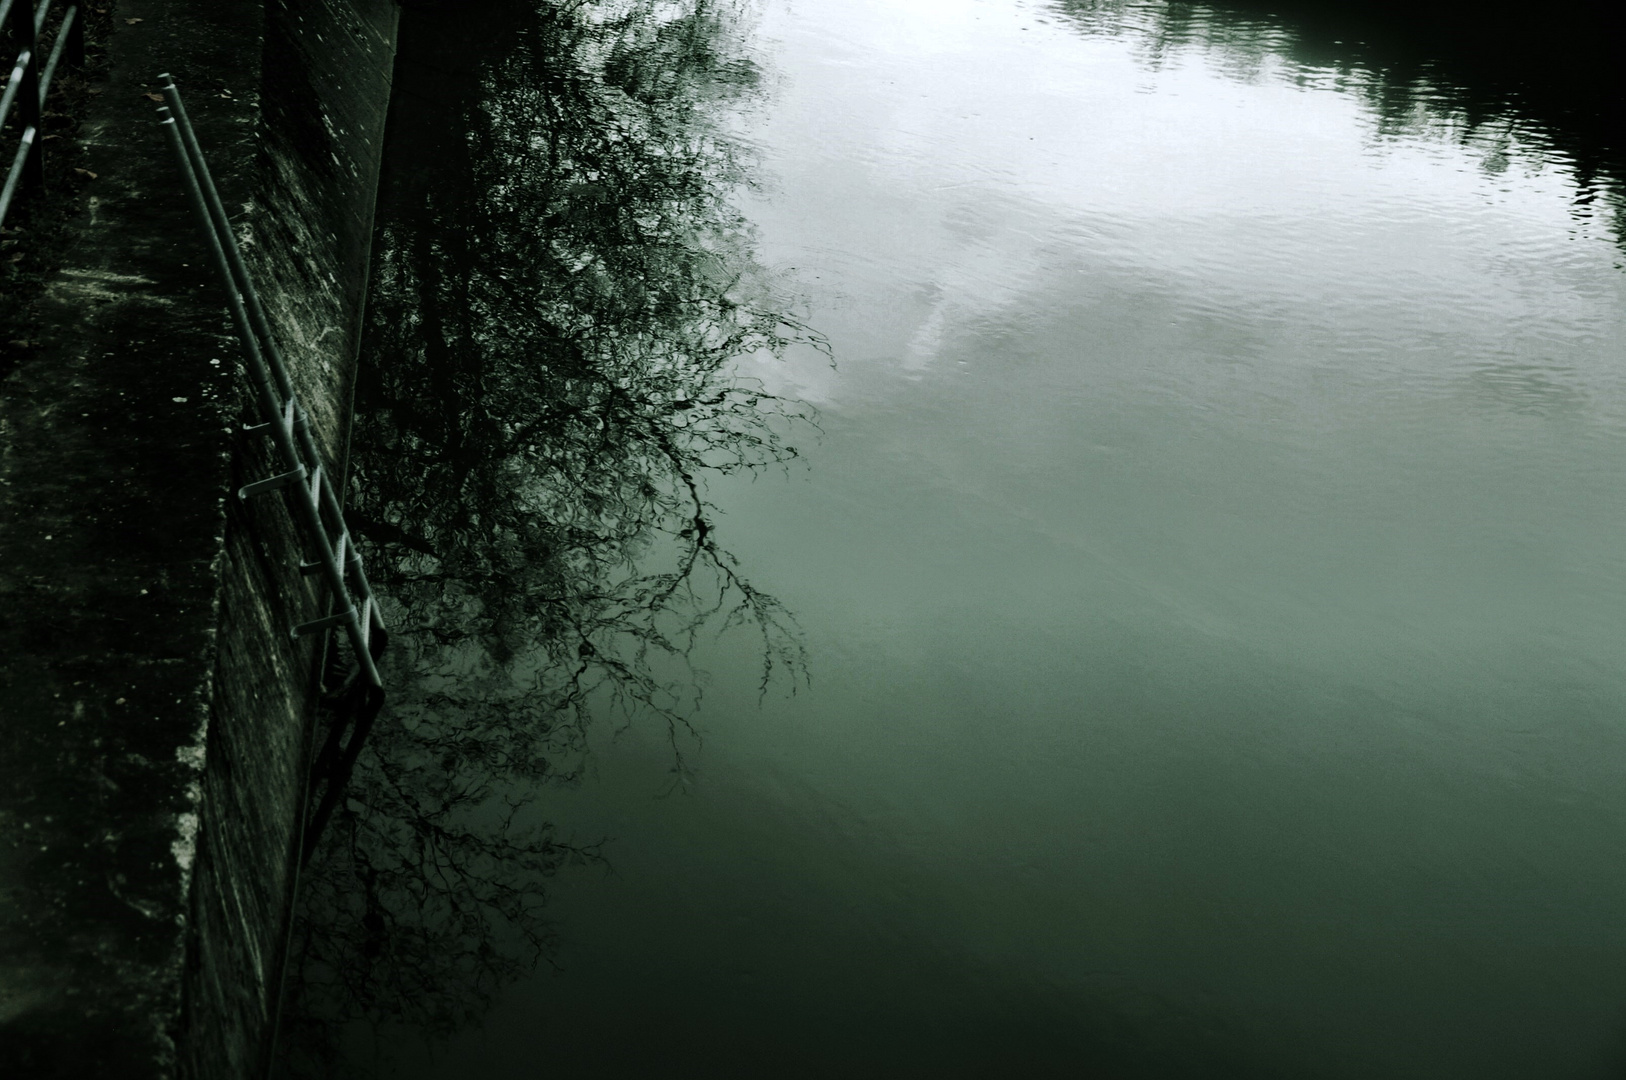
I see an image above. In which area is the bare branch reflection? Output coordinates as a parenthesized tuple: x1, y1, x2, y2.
(1052, 0, 1625, 247)
(277, 1, 820, 1073)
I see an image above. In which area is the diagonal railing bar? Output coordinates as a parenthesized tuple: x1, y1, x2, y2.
(156, 79, 385, 693)
(35, 0, 76, 101)
(0, 128, 35, 224)
(0, 0, 82, 228)
(0, 1, 37, 132)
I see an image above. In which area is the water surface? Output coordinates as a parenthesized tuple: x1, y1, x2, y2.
(390, 1, 1626, 1075)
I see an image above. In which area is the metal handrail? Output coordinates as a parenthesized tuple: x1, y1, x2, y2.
(155, 77, 386, 691)
(160, 71, 394, 1080)
(0, 0, 82, 228)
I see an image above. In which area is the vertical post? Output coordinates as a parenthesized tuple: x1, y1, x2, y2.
(17, 0, 39, 192)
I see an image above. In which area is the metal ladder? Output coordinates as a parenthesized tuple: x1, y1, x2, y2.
(158, 73, 393, 867)
(156, 74, 385, 692)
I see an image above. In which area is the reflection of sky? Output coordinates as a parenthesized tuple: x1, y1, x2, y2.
(740, 0, 1625, 406)
(399, 6, 1626, 1078)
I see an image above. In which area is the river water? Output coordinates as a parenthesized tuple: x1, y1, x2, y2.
(386, 0, 1626, 1076)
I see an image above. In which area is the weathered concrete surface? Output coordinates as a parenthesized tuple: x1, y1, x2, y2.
(0, 1, 397, 1076)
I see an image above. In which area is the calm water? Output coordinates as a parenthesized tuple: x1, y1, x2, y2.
(391, 1, 1626, 1075)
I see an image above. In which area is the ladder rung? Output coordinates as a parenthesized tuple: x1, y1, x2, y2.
(239, 464, 307, 499)
(301, 531, 347, 577)
(291, 606, 356, 639)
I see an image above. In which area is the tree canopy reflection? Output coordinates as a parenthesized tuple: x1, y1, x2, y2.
(278, 0, 818, 1072)
(1051, 0, 1625, 249)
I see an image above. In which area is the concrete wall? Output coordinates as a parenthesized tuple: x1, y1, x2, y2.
(0, 2, 397, 1076)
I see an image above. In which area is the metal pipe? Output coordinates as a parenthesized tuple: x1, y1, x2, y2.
(158, 110, 381, 688)
(0, 46, 32, 133)
(164, 74, 375, 602)
(1, 0, 83, 226)
(159, 76, 298, 402)
(16, 0, 39, 191)
(0, 124, 33, 228)
(161, 76, 392, 1080)
(159, 77, 386, 645)
(37, 3, 75, 106)
(157, 110, 286, 460)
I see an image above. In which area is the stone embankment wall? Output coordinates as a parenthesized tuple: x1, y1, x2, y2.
(0, 2, 397, 1077)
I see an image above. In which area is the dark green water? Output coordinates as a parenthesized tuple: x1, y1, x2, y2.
(361, 0, 1626, 1075)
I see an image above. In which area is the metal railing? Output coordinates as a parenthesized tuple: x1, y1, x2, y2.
(157, 71, 391, 852)
(0, 0, 82, 228)
(159, 75, 399, 1079)
(157, 75, 386, 692)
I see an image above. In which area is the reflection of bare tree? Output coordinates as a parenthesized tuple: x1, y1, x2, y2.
(1053, 0, 1625, 246)
(276, 1, 819, 1073)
